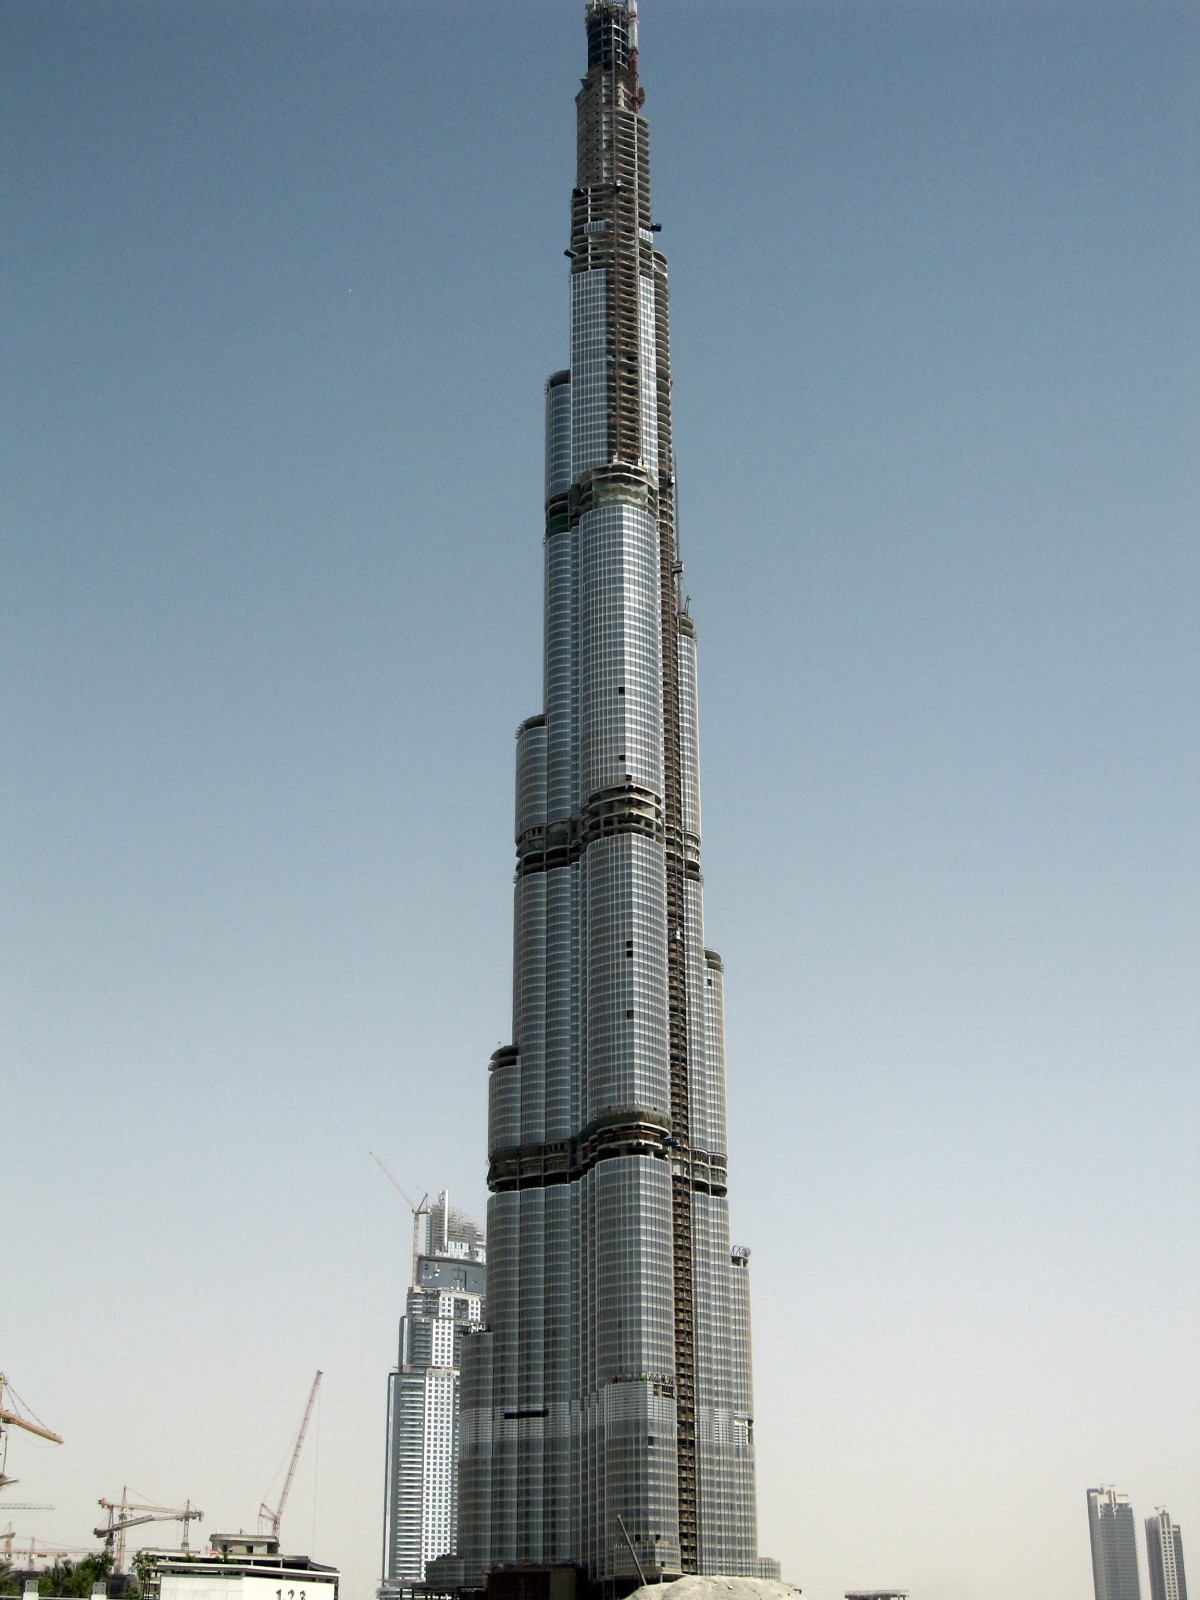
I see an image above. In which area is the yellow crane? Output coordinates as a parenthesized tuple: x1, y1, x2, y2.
(0, 1373, 63, 1491)
(95, 1492, 203, 1573)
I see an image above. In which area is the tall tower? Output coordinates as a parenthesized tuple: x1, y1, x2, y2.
(1089, 1488, 1144, 1600)
(383, 1194, 486, 1593)
(459, 2, 759, 1590)
(1146, 1511, 1188, 1600)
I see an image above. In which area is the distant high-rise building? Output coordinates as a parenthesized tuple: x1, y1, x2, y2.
(382, 1194, 486, 1594)
(1146, 1510, 1188, 1600)
(1089, 1488, 1143, 1600)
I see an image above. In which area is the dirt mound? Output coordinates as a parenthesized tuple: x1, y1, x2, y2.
(627, 1579, 800, 1600)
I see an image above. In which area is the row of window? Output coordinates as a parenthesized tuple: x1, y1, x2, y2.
(501, 846, 730, 1148)
(570, 271, 608, 475)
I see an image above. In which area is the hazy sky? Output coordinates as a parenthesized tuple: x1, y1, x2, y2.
(4, 4, 1197, 1600)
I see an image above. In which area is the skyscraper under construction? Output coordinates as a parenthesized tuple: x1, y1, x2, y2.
(1089, 1489, 1143, 1600)
(457, 2, 760, 1590)
(1146, 1511, 1188, 1600)
(382, 1194, 486, 1593)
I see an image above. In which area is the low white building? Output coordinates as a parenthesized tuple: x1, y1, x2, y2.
(145, 1537, 337, 1600)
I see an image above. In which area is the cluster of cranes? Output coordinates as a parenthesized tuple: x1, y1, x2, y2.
(5, 1155, 421, 1575)
(0, 1368, 323, 1574)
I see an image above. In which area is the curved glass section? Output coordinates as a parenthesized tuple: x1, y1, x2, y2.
(465, 3, 760, 1585)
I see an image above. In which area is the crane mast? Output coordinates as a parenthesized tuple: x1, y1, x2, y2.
(1, 1533, 91, 1565)
(368, 1152, 430, 1289)
(258, 1370, 322, 1542)
(95, 1493, 203, 1573)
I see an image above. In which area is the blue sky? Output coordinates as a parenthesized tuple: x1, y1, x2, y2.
(4, 4, 1197, 1600)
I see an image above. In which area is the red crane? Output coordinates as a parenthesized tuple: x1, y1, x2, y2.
(258, 1371, 322, 1542)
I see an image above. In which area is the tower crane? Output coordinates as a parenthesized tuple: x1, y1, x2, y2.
(95, 1492, 203, 1573)
(257, 1370, 322, 1543)
(0, 1373, 63, 1491)
(1, 1532, 91, 1565)
(369, 1152, 430, 1288)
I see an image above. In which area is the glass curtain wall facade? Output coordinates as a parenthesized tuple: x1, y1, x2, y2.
(382, 1196, 486, 1594)
(458, 2, 758, 1589)
(1089, 1489, 1144, 1600)
(1147, 1512, 1188, 1600)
